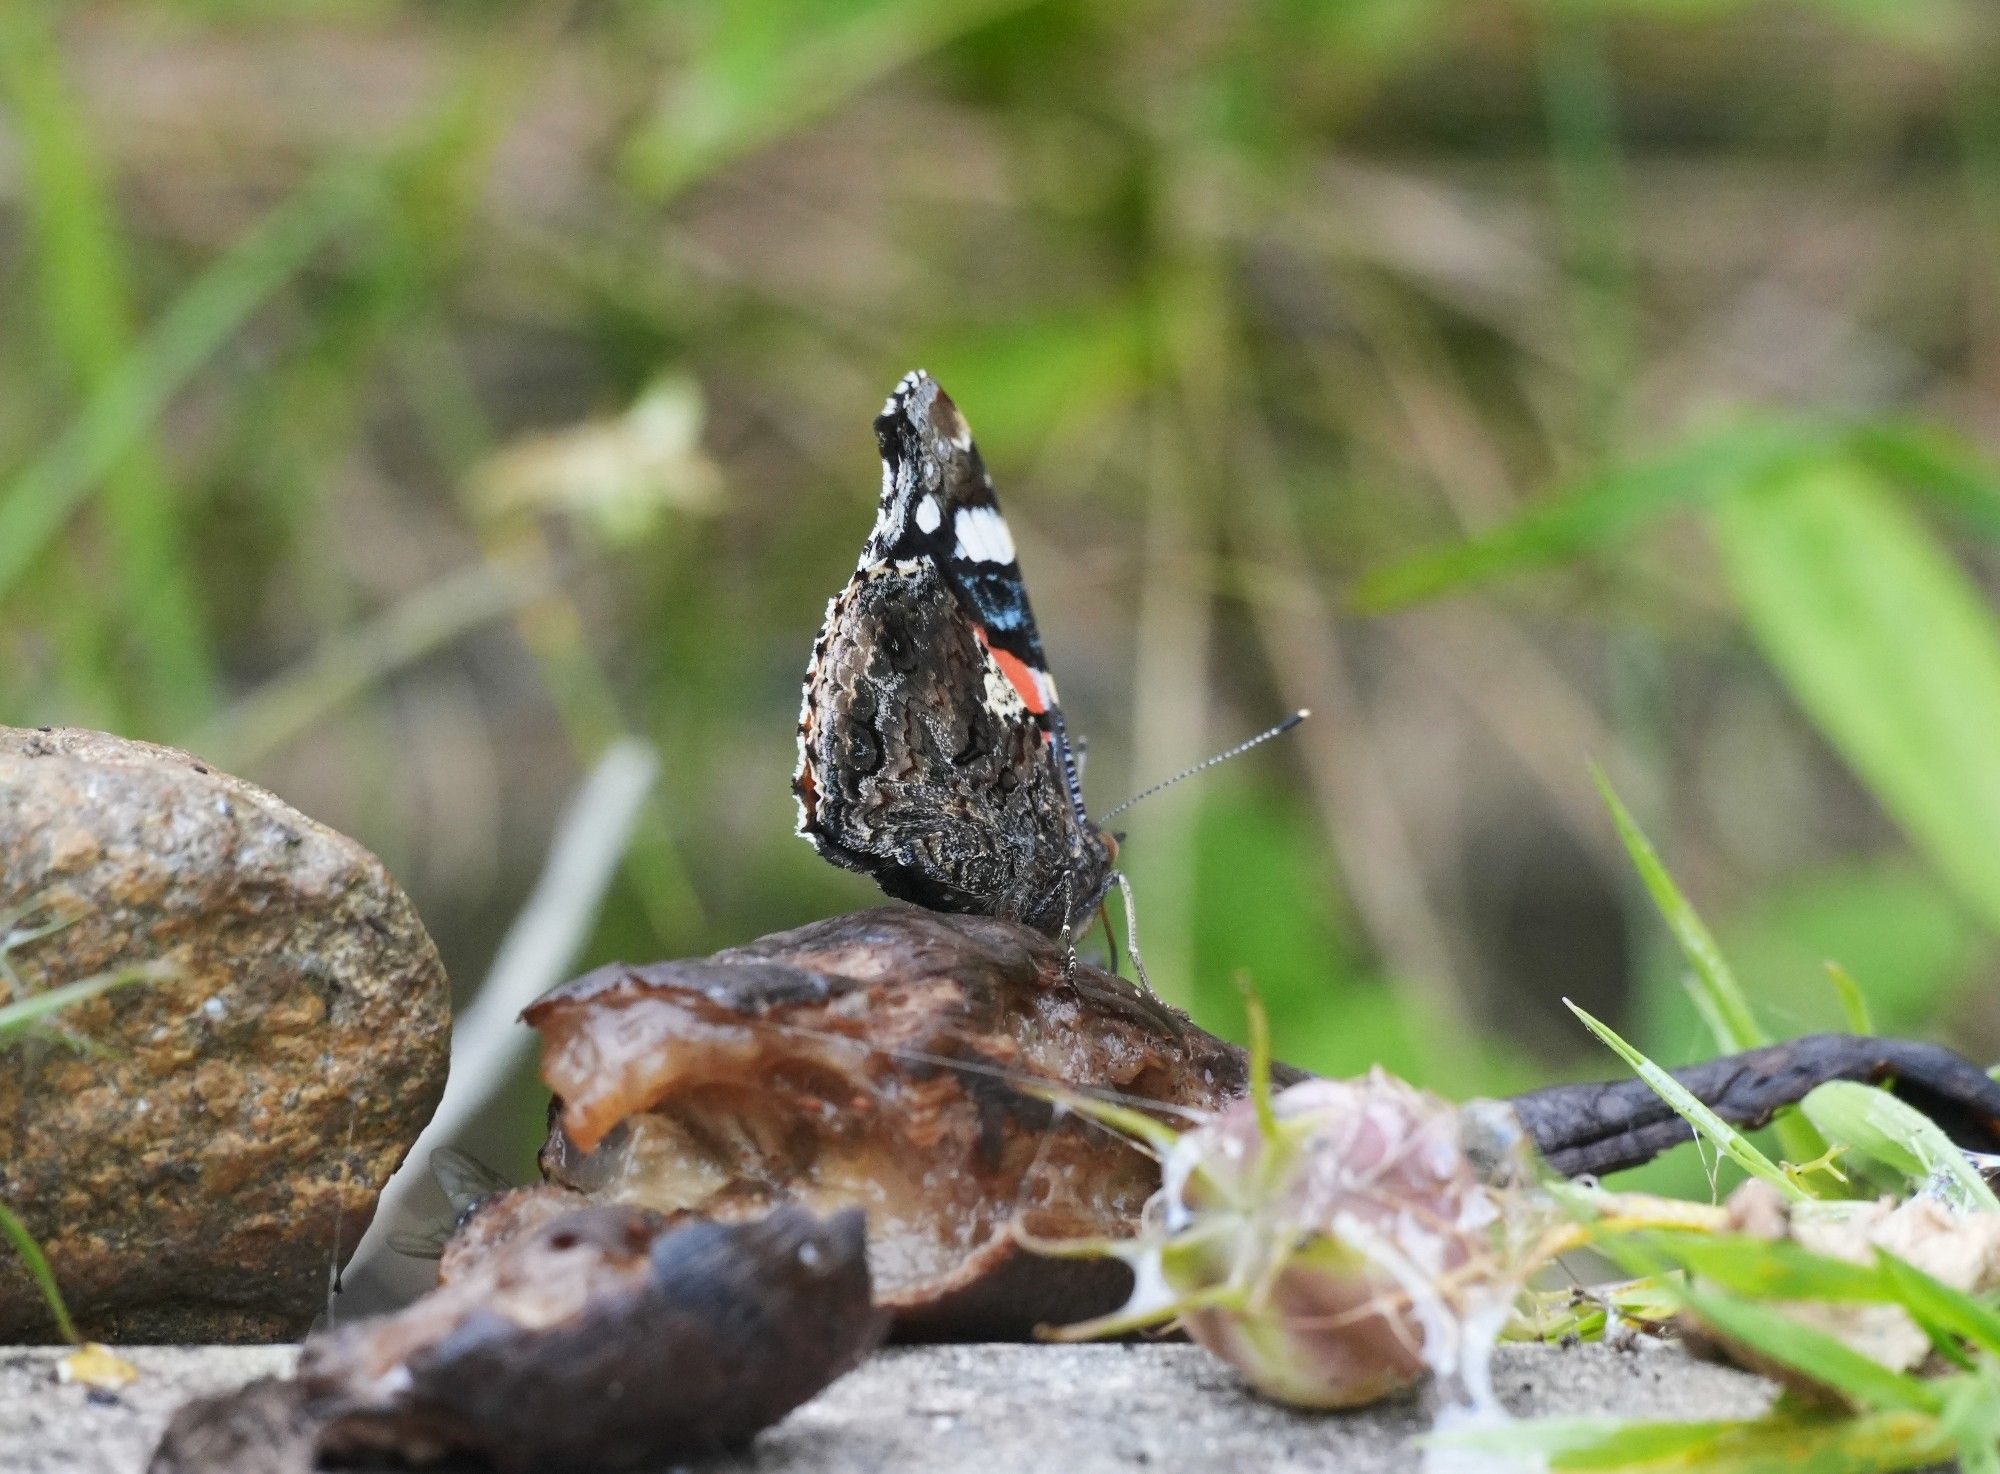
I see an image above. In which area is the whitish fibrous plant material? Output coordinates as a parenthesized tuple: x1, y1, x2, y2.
(1683, 1178, 2000, 1399)
(1037, 1052, 1557, 1414)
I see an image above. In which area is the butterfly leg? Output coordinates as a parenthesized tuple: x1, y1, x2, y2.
(1056, 867, 1079, 983)
(1111, 871, 1157, 1000)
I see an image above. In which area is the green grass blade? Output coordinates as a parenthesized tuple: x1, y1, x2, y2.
(1350, 419, 1825, 612)
(0, 9, 219, 728)
(1592, 768, 1836, 1172)
(1871, 1249, 2000, 1360)
(1850, 421, 2000, 545)
(1824, 962, 1877, 1035)
(1020, 1083, 1183, 1158)
(1682, 982, 1736, 1059)
(0, 963, 163, 1047)
(1939, 1366, 2000, 1474)
(1436, 1408, 1953, 1473)
(1565, 1000, 1805, 1200)
(190, 554, 551, 770)
(1594, 766, 1765, 1052)
(1801, 1081, 2000, 1213)
(0, 1200, 76, 1344)
(1349, 414, 2000, 616)
(1679, 1282, 1944, 1415)
(624, 0, 1043, 199)
(0, 157, 386, 609)
(1234, 974, 1279, 1143)
(1595, 1229, 2000, 1392)
(1714, 457, 2000, 941)
(1612, 1229, 1891, 1304)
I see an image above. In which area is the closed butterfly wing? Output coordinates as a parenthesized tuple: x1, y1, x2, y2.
(794, 372, 1115, 936)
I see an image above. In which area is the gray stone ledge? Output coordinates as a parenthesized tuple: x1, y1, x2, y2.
(1, 1341, 1776, 1474)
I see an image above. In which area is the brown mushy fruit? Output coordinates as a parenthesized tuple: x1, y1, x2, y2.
(524, 906, 1294, 1339)
(515, 906, 2000, 1346)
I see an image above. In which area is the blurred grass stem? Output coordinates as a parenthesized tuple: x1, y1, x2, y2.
(396, 332, 705, 948)
(1232, 430, 1483, 1075)
(1539, 6, 1636, 460)
(0, 9, 218, 732)
(347, 738, 661, 1287)
(189, 554, 556, 772)
(0, 160, 385, 611)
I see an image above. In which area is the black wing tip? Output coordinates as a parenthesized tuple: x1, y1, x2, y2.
(880, 368, 931, 410)
(875, 369, 929, 444)
(874, 369, 972, 461)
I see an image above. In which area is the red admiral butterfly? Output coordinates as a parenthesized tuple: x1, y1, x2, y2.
(794, 371, 1115, 938)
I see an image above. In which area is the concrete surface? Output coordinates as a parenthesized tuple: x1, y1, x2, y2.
(1, 1340, 1776, 1474)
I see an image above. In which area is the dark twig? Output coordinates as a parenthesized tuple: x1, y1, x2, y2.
(1506, 1034, 2000, 1178)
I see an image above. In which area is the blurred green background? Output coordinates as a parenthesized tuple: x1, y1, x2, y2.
(5, 0, 2000, 1197)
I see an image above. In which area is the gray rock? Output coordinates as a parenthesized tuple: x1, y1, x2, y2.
(0, 1341, 1774, 1474)
(0, 728, 450, 1342)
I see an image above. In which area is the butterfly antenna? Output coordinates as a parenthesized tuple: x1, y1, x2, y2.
(1048, 708, 1093, 850)
(1097, 710, 1310, 823)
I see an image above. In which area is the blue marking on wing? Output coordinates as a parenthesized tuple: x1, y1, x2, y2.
(953, 566, 1044, 657)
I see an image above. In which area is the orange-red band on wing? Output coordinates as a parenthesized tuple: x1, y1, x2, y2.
(975, 628, 1054, 721)
(989, 645, 1049, 716)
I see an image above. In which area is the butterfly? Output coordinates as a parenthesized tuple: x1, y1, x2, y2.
(793, 370, 1117, 939)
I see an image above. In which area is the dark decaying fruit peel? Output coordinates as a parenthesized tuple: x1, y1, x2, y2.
(507, 908, 2000, 1342)
(151, 1204, 881, 1474)
(523, 906, 1300, 1339)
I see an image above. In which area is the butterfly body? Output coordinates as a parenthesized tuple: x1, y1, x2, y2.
(794, 371, 1115, 936)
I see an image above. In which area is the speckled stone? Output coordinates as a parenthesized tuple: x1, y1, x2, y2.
(0, 1341, 1776, 1474)
(0, 728, 449, 1343)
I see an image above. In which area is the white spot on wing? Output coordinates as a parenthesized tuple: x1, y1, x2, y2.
(915, 494, 942, 534)
(865, 459, 912, 568)
(953, 505, 1016, 564)
(982, 658, 1028, 718)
